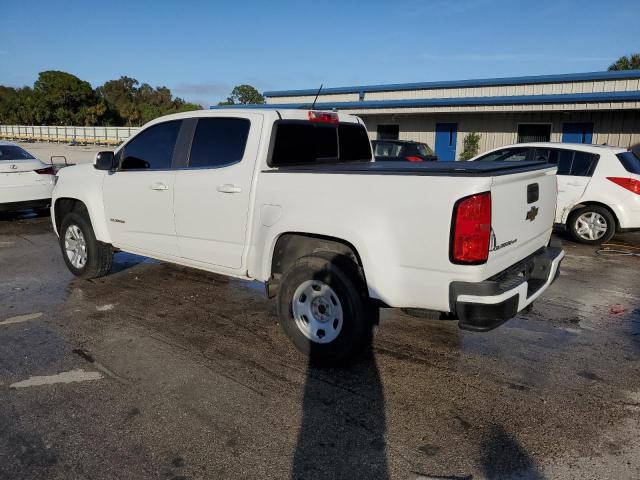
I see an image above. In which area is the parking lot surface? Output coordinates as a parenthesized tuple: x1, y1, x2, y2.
(1, 213, 639, 480)
(17, 141, 108, 166)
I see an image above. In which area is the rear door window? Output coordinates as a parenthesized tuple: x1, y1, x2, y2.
(121, 120, 182, 170)
(550, 150, 573, 175)
(270, 121, 371, 166)
(548, 149, 598, 176)
(188, 118, 250, 169)
(571, 151, 597, 176)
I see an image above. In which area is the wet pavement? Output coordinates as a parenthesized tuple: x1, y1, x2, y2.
(1, 213, 639, 479)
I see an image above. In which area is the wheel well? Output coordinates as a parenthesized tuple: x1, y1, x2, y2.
(568, 202, 619, 229)
(54, 198, 89, 232)
(267, 233, 366, 298)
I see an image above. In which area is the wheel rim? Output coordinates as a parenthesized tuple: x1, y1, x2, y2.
(292, 280, 344, 344)
(575, 212, 608, 241)
(64, 224, 88, 269)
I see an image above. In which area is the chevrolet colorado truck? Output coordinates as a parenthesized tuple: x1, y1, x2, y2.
(51, 108, 564, 364)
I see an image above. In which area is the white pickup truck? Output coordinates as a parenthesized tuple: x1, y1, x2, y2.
(51, 109, 564, 364)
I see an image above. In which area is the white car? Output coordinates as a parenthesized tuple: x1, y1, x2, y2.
(0, 141, 56, 214)
(471, 143, 640, 244)
(51, 109, 563, 365)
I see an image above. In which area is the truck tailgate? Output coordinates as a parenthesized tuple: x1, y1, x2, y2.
(487, 166, 557, 276)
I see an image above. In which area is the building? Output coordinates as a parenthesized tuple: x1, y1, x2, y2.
(262, 70, 640, 160)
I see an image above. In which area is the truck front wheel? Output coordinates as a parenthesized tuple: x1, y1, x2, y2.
(59, 212, 113, 279)
(277, 255, 377, 366)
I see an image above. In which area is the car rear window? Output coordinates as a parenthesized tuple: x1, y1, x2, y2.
(416, 143, 434, 156)
(270, 121, 372, 166)
(0, 145, 35, 160)
(373, 142, 403, 158)
(616, 151, 640, 174)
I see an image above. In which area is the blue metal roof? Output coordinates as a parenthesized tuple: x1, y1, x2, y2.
(263, 70, 640, 98)
(211, 90, 640, 111)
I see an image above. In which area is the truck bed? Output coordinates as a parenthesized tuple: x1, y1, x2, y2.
(264, 160, 552, 177)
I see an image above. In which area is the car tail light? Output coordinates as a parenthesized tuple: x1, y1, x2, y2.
(308, 110, 339, 124)
(34, 166, 56, 175)
(406, 156, 423, 162)
(607, 176, 640, 195)
(450, 192, 492, 264)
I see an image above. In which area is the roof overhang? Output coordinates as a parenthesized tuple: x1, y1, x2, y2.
(264, 70, 640, 98)
(214, 91, 640, 112)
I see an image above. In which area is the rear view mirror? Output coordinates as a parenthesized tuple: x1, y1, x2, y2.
(94, 151, 116, 171)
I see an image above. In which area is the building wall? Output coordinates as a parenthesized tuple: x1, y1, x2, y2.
(360, 110, 640, 159)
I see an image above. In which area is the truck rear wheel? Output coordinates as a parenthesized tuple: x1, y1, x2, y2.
(277, 255, 377, 366)
(59, 212, 113, 279)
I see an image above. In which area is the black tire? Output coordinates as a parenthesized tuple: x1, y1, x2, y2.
(568, 205, 616, 245)
(277, 255, 378, 367)
(59, 212, 113, 278)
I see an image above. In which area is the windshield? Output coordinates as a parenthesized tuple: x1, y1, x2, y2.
(475, 147, 530, 162)
(0, 145, 36, 161)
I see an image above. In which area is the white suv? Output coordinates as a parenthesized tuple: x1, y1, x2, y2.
(472, 143, 640, 244)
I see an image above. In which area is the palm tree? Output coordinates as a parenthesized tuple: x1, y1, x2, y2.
(608, 54, 640, 71)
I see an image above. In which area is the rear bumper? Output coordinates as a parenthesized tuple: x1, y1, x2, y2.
(449, 245, 565, 331)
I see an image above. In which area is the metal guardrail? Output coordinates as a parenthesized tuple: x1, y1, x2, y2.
(0, 125, 141, 145)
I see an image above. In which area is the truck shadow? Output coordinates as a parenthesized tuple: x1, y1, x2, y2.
(480, 424, 544, 480)
(292, 349, 389, 480)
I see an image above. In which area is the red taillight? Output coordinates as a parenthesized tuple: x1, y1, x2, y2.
(450, 192, 492, 264)
(35, 167, 55, 175)
(406, 156, 423, 162)
(308, 110, 339, 124)
(607, 176, 640, 195)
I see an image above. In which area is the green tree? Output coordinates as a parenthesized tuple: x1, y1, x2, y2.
(459, 132, 482, 161)
(608, 54, 640, 71)
(33, 71, 97, 124)
(0, 70, 201, 127)
(218, 84, 264, 105)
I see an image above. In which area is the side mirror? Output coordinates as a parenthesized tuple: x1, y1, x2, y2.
(94, 151, 116, 171)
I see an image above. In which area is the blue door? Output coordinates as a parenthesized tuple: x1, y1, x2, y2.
(562, 122, 593, 144)
(435, 123, 457, 161)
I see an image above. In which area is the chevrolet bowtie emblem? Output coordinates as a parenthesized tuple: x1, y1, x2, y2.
(526, 206, 539, 221)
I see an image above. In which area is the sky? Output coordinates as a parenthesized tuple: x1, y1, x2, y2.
(1, 0, 639, 106)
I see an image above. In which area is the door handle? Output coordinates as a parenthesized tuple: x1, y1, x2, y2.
(567, 182, 583, 186)
(150, 182, 169, 191)
(216, 184, 242, 194)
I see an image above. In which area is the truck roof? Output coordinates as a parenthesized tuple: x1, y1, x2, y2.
(141, 108, 362, 129)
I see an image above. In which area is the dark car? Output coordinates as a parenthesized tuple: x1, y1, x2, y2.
(372, 140, 437, 162)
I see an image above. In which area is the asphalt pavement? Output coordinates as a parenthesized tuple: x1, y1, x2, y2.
(1, 213, 639, 479)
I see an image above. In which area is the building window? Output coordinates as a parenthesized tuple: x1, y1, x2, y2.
(377, 124, 399, 140)
(517, 124, 551, 143)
